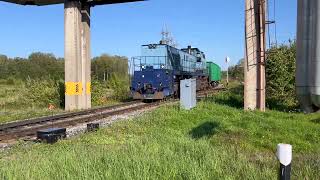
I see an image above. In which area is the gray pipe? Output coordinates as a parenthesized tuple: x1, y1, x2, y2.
(296, 0, 314, 112)
(311, 0, 320, 109)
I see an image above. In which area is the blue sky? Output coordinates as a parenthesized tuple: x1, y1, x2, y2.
(0, 0, 297, 69)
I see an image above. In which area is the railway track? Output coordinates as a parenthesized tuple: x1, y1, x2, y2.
(0, 101, 162, 143)
(197, 86, 226, 98)
(0, 87, 223, 143)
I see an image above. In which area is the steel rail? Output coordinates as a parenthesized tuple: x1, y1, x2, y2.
(0, 101, 160, 142)
(0, 101, 141, 132)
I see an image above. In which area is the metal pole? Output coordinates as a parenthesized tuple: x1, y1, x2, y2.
(227, 65, 229, 85)
(226, 56, 230, 86)
(277, 144, 292, 180)
(227, 66, 229, 85)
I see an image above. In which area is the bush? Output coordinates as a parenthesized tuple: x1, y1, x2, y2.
(107, 74, 130, 101)
(21, 77, 129, 108)
(24, 79, 62, 108)
(91, 80, 109, 106)
(91, 74, 129, 106)
(57, 80, 65, 108)
(5, 77, 16, 85)
(266, 42, 299, 111)
(226, 58, 244, 82)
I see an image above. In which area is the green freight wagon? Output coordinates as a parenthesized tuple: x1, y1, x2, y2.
(206, 62, 221, 87)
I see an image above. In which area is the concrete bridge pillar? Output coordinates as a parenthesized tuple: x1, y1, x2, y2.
(64, 0, 91, 111)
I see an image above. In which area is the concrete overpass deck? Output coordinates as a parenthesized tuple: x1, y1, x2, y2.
(0, 0, 142, 6)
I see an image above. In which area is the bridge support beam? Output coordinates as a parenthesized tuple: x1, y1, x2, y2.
(64, 0, 91, 111)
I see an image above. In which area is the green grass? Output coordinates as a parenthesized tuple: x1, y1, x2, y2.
(0, 83, 64, 124)
(0, 92, 319, 179)
(0, 83, 121, 124)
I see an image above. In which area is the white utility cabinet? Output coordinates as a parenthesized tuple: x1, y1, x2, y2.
(180, 79, 197, 110)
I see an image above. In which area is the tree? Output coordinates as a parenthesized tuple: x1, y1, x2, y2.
(265, 41, 298, 110)
(92, 54, 129, 81)
(225, 58, 244, 81)
(0, 54, 8, 63)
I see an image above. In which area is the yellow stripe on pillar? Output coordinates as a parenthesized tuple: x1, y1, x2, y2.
(86, 82, 91, 95)
(65, 82, 83, 95)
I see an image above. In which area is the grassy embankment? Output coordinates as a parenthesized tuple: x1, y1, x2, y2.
(0, 83, 63, 124)
(0, 80, 125, 124)
(0, 86, 319, 179)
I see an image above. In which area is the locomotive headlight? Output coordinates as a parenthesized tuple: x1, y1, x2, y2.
(160, 64, 165, 69)
(142, 75, 145, 78)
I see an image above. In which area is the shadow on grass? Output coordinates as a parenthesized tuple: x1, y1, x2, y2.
(266, 98, 300, 112)
(311, 118, 320, 124)
(189, 122, 220, 139)
(212, 95, 243, 109)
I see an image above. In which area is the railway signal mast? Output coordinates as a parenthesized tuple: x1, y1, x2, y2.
(244, 0, 267, 111)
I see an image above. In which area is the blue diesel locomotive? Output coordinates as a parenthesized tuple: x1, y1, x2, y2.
(130, 42, 218, 100)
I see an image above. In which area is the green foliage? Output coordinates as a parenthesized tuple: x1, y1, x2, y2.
(223, 42, 298, 111)
(0, 52, 131, 108)
(0, 52, 131, 124)
(91, 80, 110, 106)
(24, 79, 62, 108)
(0, 53, 129, 82)
(57, 80, 66, 108)
(209, 83, 244, 109)
(107, 74, 130, 101)
(92, 54, 129, 81)
(0, 52, 64, 80)
(0, 82, 64, 124)
(0, 54, 8, 63)
(0, 99, 319, 179)
(5, 77, 16, 85)
(227, 58, 244, 81)
(266, 42, 298, 111)
(91, 75, 130, 106)
(0, 83, 28, 110)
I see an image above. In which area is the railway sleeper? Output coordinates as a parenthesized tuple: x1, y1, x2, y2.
(37, 128, 66, 144)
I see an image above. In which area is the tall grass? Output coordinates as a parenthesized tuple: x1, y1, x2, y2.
(0, 98, 319, 179)
(0, 77, 129, 124)
(0, 79, 64, 124)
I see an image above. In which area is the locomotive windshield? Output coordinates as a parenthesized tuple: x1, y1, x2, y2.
(132, 44, 172, 71)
